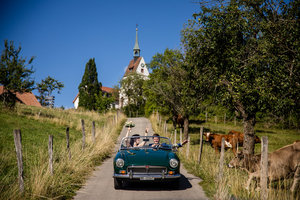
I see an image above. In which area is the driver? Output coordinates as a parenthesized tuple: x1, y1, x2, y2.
(150, 133, 188, 148)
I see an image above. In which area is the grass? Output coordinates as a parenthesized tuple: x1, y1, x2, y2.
(150, 114, 300, 200)
(0, 104, 125, 199)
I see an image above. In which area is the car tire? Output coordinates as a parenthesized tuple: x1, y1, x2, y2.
(114, 178, 123, 189)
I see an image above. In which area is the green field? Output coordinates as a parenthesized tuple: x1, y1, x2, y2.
(0, 104, 125, 199)
(150, 114, 300, 200)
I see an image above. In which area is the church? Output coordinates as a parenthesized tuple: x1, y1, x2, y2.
(119, 27, 149, 108)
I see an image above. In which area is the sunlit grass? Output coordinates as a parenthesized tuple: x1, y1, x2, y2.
(150, 113, 300, 200)
(0, 104, 125, 199)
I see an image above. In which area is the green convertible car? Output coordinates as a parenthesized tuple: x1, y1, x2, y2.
(113, 135, 181, 189)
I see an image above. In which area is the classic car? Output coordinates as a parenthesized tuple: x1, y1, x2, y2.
(113, 135, 181, 189)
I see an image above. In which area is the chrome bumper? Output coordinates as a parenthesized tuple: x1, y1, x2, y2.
(113, 173, 181, 179)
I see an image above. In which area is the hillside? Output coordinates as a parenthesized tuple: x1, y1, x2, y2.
(0, 104, 125, 199)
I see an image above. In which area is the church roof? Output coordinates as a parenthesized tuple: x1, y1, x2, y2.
(123, 57, 142, 77)
(0, 86, 42, 107)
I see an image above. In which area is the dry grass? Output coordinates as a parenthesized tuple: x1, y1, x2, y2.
(1, 104, 125, 199)
(149, 113, 300, 200)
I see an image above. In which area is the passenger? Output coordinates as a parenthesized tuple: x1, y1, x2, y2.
(125, 127, 148, 147)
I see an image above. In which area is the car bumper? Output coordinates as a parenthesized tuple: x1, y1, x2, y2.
(113, 173, 181, 180)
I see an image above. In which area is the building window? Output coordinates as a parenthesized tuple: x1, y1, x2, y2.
(141, 68, 144, 73)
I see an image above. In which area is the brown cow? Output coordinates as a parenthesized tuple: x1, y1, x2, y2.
(228, 141, 300, 192)
(203, 132, 238, 155)
(228, 130, 261, 154)
(228, 130, 261, 146)
(204, 131, 261, 156)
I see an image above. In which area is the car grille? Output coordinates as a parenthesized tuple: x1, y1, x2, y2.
(127, 166, 167, 175)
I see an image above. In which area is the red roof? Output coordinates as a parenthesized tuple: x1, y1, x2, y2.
(124, 57, 142, 77)
(0, 86, 42, 107)
(72, 86, 115, 103)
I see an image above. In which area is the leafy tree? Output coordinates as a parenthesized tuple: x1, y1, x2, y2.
(145, 49, 205, 139)
(78, 58, 101, 111)
(182, 0, 300, 156)
(36, 76, 64, 107)
(120, 73, 146, 116)
(0, 40, 35, 108)
(95, 90, 115, 112)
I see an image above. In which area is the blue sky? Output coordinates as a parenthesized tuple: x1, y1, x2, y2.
(0, 0, 200, 108)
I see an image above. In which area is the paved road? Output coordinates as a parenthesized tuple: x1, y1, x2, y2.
(74, 117, 208, 200)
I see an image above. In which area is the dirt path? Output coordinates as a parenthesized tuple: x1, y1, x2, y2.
(74, 117, 208, 200)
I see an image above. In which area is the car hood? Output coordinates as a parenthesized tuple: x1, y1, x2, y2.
(120, 149, 172, 166)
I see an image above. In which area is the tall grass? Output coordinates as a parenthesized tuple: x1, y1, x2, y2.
(0, 104, 125, 199)
(149, 113, 300, 200)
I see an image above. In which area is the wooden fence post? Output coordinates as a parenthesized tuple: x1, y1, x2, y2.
(218, 138, 225, 182)
(215, 116, 218, 124)
(164, 120, 166, 134)
(198, 127, 204, 164)
(180, 128, 182, 144)
(48, 135, 53, 175)
(81, 119, 85, 150)
(261, 136, 268, 200)
(205, 111, 208, 122)
(13, 129, 24, 193)
(92, 121, 95, 143)
(174, 129, 177, 144)
(66, 127, 71, 159)
(186, 135, 190, 157)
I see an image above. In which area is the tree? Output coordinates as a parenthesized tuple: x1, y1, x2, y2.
(120, 73, 146, 116)
(78, 58, 101, 111)
(36, 76, 64, 107)
(0, 40, 35, 107)
(145, 49, 205, 139)
(182, 0, 300, 156)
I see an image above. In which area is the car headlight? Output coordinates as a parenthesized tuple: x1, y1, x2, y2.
(116, 158, 124, 168)
(169, 158, 179, 168)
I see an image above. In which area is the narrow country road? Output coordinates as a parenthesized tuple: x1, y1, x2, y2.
(74, 117, 208, 200)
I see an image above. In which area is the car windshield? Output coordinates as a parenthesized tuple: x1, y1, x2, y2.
(120, 136, 172, 150)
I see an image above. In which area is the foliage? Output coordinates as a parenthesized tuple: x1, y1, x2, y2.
(182, 0, 300, 155)
(145, 48, 206, 139)
(36, 76, 64, 107)
(78, 58, 101, 111)
(95, 91, 115, 113)
(0, 40, 35, 108)
(120, 73, 146, 116)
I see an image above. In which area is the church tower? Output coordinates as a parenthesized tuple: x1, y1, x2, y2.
(119, 27, 149, 108)
(133, 27, 140, 59)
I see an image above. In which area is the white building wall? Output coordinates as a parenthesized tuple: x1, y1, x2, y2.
(119, 57, 149, 108)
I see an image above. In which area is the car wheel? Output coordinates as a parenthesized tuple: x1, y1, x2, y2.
(114, 178, 123, 189)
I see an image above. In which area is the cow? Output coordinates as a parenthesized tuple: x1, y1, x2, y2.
(228, 140, 300, 192)
(228, 130, 261, 146)
(203, 132, 237, 155)
(204, 131, 261, 156)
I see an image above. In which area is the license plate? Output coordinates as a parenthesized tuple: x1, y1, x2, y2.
(140, 177, 155, 180)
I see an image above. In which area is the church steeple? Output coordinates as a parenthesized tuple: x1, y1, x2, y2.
(133, 27, 140, 59)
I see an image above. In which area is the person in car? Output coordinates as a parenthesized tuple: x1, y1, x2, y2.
(151, 133, 188, 148)
(125, 127, 149, 147)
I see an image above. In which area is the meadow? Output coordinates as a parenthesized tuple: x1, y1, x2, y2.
(0, 104, 125, 199)
(150, 114, 300, 200)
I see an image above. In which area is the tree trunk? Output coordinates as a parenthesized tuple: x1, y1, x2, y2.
(243, 115, 256, 159)
(183, 115, 189, 140)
